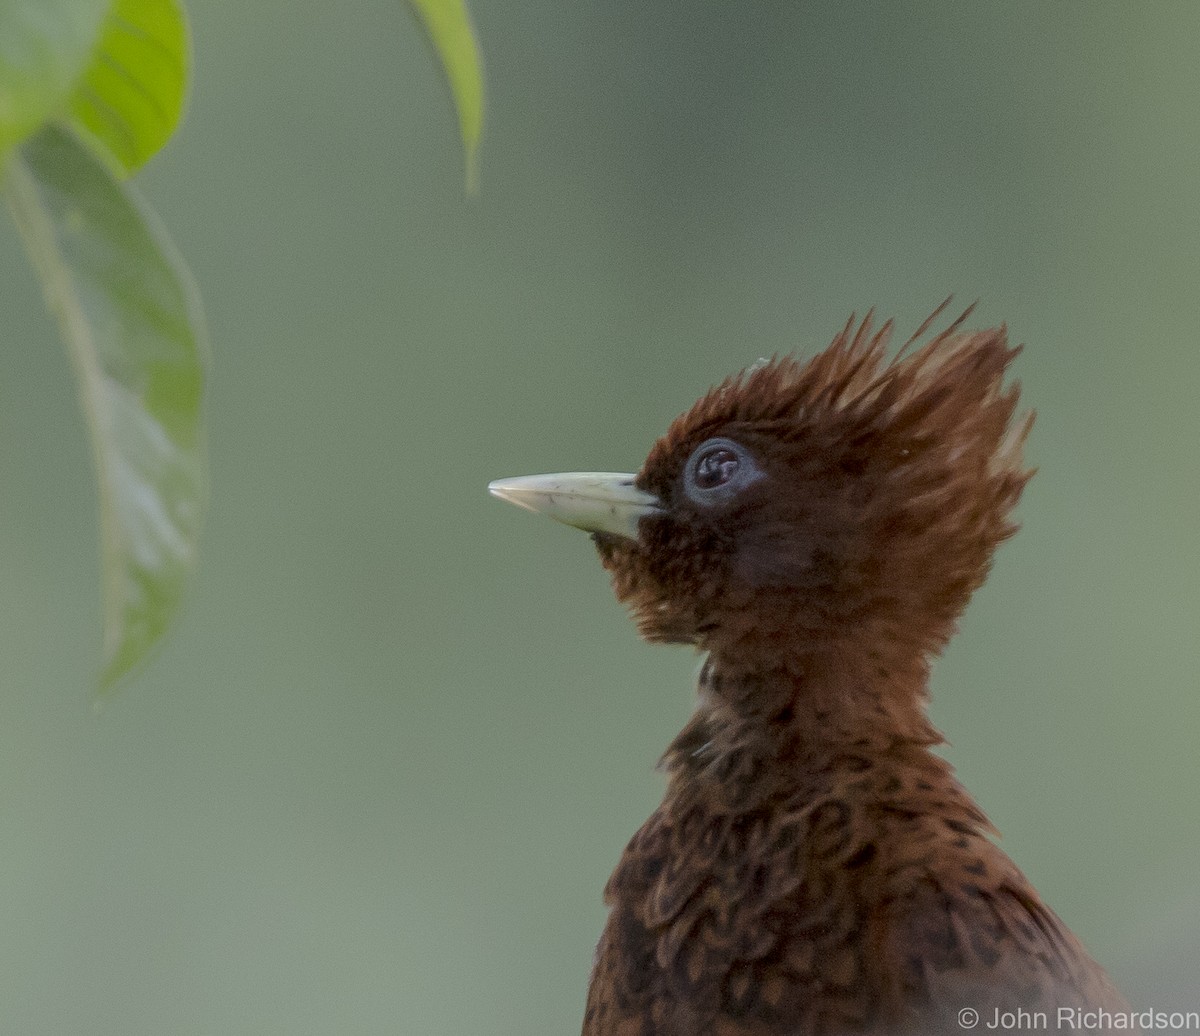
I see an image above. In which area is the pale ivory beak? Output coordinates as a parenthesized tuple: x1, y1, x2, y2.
(488, 472, 662, 541)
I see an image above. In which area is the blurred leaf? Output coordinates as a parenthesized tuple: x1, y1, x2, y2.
(407, 0, 483, 191)
(67, 0, 189, 175)
(5, 123, 207, 689)
(0, 0, 107, 154)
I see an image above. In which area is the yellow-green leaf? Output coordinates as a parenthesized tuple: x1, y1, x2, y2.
(407, 0, 484, 192)
(6, 124, 207, 689)
(0, 0, 107, 155)
(67, 0, 188, 175)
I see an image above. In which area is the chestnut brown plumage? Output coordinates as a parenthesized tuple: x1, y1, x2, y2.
(489, 304, 1131, 1035)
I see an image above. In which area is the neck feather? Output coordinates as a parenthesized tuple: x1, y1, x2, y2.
(661, 650, 950, 811)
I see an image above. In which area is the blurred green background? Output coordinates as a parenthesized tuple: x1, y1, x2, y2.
(1, 2, 1198, 1032)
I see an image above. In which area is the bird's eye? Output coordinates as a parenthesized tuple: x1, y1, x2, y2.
(694, 446, 740, 489)
(682, 437, 764, 507)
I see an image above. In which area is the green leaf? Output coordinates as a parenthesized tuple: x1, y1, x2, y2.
(0, 0, 108, 155)
(407, 0, 484, 192)
(67, 0, 188, 175)
(5, 123, 207, 689)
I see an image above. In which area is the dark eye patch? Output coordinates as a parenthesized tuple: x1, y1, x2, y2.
(693, 446, 740, 489)
(682, 437, 764, 508)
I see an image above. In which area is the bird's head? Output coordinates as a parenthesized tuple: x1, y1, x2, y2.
(491, 305, 1033, 677)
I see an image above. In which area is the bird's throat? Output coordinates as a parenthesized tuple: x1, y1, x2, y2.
(662, 652, 946, 811)
(705, 650, 938, 743)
